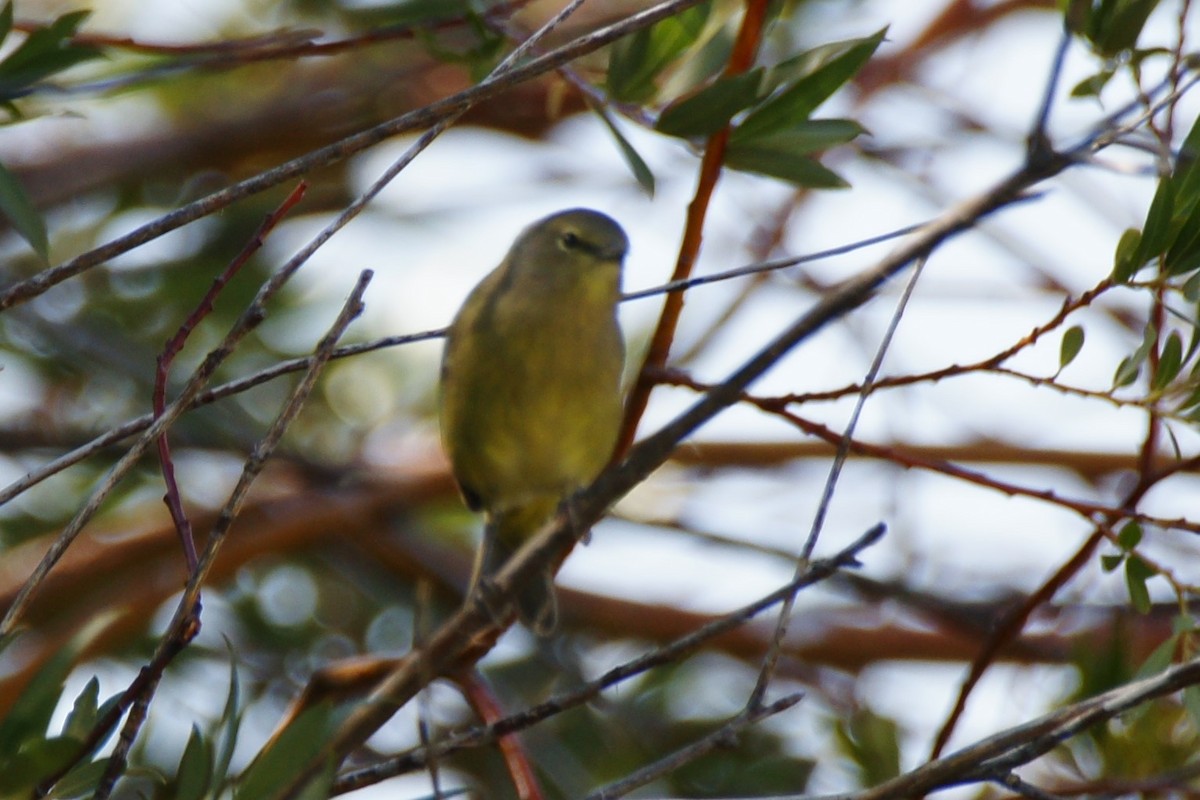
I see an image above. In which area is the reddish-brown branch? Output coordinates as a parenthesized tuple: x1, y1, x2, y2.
(928, 528, 1105, 759)
(656, 370, 1200, 534)
(928, 427, 1173, 757)
(615, 0, 772, 455)
(772, 278, 1115, 404)
(928, 276, 1176, 758)
(456, 672, 545, 800)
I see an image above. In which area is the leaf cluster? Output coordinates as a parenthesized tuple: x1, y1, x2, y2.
(603, 4, 883, 191)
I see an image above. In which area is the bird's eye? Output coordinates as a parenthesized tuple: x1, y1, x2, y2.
(560, 231, 582, 250)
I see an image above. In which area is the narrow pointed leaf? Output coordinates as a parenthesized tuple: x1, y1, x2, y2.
(0, 159, 47, 260)
(595, 105, 655, 196)
(730, 118, 864, 154)
(737, 28, 886, 141)
(725, 141, 848, 187)
(655, 68, 764, 138)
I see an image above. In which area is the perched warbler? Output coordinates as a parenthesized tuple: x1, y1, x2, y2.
(438, 208, 628, 635)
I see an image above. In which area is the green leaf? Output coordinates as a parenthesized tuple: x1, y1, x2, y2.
(0, 737, 79, 793)
(1088, 0, 1159, 56)
(1113, 322, 1158, 388)
(212, 655, 242, 787)
(1069, 68, 1115, 98)
(61, 678, 99, 742)
(0, 654, 72, 757)
(1184, 685, 1200, 732)
(0, 159, 47, 260)
(176, 726, 212, 800)
(0, 613, 118, 761)
(1163, 197, 1200, 275)
(1185, 317, 1200, 365)
(1183, 271, 1200, 302)
(1112, 227, 1142, 282)
(1152, 330, 1184, 389)
(730, 118, 865, 154)
(0, 8, 103, 99)
(1117, 520, 1143, 550)
(294, 762, 337, 800)
(832, 708, 900, 786)
(1059, 325, 1085, 368)
(235, 703, 334, 800)
(1135, 179, 1174, 264)
(46, 757, 108, 799)
(736, 27, 886, 141)
(1124, 555, 1155, 614)
(725, 139, 848, 188)
(1177, 381, 1200, 413)
(1112, 354, 1140, 387)
(0, 3, 12, 48)
(1171, 114, 1200, 215)
(594, 105, 655, 196)
(1100, 553, 1125, 572)
(1134, 628, 1177, 677)
(655, 68, 764, 138)
(607, 1, 712, 103)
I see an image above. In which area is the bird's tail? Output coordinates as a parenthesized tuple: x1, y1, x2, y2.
(472, 500, 560, 636)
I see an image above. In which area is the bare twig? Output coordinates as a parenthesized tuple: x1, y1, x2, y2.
(749, 255, 928, 711)
(0, 328, 442, 506)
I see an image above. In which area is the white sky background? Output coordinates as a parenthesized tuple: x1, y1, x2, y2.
(8, 0, 1200, 797)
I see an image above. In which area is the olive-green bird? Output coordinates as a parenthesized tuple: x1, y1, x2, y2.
(439, 208, 628, 635)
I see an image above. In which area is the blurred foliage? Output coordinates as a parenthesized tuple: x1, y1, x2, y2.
(832, 707, 901, 788)
(0, 0, 103, 260)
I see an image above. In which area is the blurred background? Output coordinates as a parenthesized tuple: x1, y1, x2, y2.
(0, 0, 1198, 797)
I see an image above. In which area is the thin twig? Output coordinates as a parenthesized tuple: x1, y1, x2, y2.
(620, 219, 931, 301)
(1026, 24, 1072, 158)
(0, 328, 442, 507)
(749, 255, 928, 710)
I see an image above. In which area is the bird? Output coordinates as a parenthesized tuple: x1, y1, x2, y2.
(438, 208, 628, 635)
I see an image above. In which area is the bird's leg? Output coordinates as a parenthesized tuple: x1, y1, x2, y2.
(559, 490, 592, 545)
(466, 528, 513, 627)
(471, 580, 513, 627)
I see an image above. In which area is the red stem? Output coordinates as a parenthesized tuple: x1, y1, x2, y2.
(154, 182, 308, 572)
